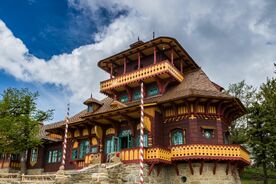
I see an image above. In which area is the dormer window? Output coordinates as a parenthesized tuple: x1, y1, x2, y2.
(87, 105, 93, 112)
(147, 85, 159, 97)
(83, 94, 103, 113)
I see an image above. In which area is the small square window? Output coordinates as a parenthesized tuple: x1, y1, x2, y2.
(120, 95, 128, 103)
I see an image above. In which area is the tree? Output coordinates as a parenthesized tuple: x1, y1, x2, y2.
(247, 76, 276, 184)
(0, 88, 53, 174)
(225, 80, 257, 144)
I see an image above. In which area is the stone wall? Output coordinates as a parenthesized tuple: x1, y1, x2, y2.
(55, 162, 241, 184)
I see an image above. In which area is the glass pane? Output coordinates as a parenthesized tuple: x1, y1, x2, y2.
(147, 86, 159, 96)
(48, 151, 52, 163)
(57, 150, 62, 162)
(133, 90, 141, 100)
(52, 150, 58, 163)
(91, 147, 98, 153)
(172, 130, 183, 145)
(72, 149, 78, 160)
(31, 149, 38, 162)
(119, 95, 128, 103)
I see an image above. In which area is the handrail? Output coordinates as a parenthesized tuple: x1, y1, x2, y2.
(119, 144, 250, 164)
(100, 60, 184, 91)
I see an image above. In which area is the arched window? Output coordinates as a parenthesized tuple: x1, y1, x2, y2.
(30, 148, 38, 163)
(147, 85, 159, 97)
(79, 140, 90, 159)
(171, 129, 184, 145)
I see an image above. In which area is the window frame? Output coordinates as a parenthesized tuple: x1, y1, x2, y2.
(30, 148, 38, 163)
(146, 85, 159, 97)
(170, 129, 185, 146)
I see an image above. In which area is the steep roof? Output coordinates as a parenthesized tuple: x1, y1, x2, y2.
(44, 68, 244, 131)
(157, 68, 232, 103)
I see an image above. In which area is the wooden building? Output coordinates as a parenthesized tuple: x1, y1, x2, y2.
(0, 37, 250, 175)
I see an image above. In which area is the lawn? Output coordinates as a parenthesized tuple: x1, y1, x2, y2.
(240, 166, 276, 184)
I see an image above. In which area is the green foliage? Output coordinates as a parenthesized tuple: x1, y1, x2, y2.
(226, 80, 257, 144)
(247, 77, 276, 166)
(0, 88, 53, 154)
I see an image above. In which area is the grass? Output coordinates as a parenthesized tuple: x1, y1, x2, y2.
(240, 166, 276, 184)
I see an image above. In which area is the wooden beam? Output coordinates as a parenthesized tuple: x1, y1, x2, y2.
(157, 164, 162, 176)
(174, 163, 179, 176)
(226, 161, 230, 175)
(213, 161, 217, 175)
(188, 160, 194, 175)
(148, 163, 155, 176)
(199, 160, 204, 175)
(231, 162, 238, 175)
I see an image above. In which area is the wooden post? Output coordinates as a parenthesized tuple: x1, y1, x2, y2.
(171, 48, 174, 65)
(138, 52, 141, 69)
(124, 57, 127, 74)
(110, 64, 113, 79)
(59, 103, 70, 170)
(180, 60, 183, 73)
(154, 47, 157, 64)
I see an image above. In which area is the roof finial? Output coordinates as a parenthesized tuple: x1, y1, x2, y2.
(91, 93, 93, 98)
(153, 32, 155, 39)
(138, 36, 140, 41)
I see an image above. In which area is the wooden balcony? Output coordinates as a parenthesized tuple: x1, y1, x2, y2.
(119, 144, 250, 165)
(100, 60, 184, 94)
(171, 144, 250, 164)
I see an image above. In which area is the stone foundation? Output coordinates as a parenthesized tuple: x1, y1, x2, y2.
(55, 162, 241, 184)
(27, 168, 44, 175)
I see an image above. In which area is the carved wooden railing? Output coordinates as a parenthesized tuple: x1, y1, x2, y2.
(119, 144, 250, 165)
(100, 60, 184, 92)
(171, 144, 250, 163)
(145, 147, 171, 164)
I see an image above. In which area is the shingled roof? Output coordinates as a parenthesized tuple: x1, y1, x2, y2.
(44, 68, 243, 131)
(157, 68, 232, 103)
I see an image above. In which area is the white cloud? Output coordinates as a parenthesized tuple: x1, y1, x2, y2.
(0, 0, 275, 123)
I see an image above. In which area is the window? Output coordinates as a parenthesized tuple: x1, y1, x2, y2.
(171, 129, 184, 145)
(72, 149, 78, 160)
(133, 90, 141, 100)
(87, 105, 93, 112)
(52, 150, 58, 163)
(79, 140, 90, 159)
(147, 85, 159, 97)
(91, 146, 98, 153)
(202, 129, 214, 139)
(57, 150, 62, 162)
(31, 148, 38, 162)
(136, 133, 148, 147)
(47, 150, 61, 163)
(48, 151, 52, 163)
(119, 95, 128, 103)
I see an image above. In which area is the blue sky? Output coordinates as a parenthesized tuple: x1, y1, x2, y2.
(0, 0, 275, 123)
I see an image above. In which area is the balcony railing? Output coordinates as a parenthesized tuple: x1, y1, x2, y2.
(119, 144, 250, 165)
(171, 144, 250, 163)
(100, 60, 184, 92)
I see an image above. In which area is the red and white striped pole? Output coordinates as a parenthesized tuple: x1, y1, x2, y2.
(60, 103, 70, 170)
(139, 82, 144, 184)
